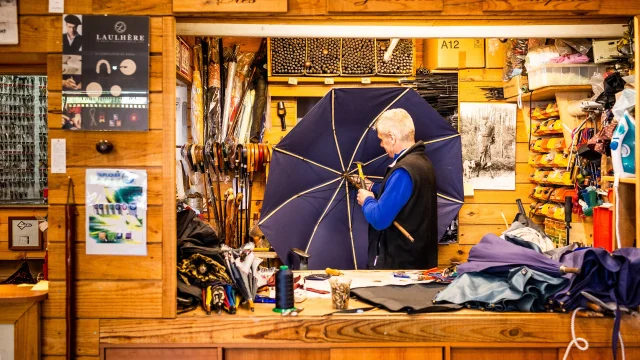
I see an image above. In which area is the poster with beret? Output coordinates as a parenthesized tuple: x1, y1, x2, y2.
(61, 15, 149, 131)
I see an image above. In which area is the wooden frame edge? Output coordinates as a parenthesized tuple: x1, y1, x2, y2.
(162, 16, 178, 319)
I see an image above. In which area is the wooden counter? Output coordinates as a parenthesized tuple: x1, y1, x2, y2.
(99, 274, 640, 360)
(0, 284, 48, 360)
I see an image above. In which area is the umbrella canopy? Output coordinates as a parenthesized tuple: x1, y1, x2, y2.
(259, 87, 463, 269)
(457, 234, 572, 277)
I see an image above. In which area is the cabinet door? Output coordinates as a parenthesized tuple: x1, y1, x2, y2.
(105, 347, 218, 360)
(225, 348, 329, 360)
(451, 348, 556, 360)
(331, 348, 442, 360)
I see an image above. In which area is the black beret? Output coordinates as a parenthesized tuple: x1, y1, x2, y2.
(64, 14, 82, 26)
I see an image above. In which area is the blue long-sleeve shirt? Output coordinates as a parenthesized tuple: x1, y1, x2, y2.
(362, 153, 413, 231)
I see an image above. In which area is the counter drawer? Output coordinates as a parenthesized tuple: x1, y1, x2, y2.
(105, 347, 218, 360)
(331, 347, 443, 360)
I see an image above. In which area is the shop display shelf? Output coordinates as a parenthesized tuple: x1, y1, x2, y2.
(601, 176, 637, 184)
(505, 85, 593, 103)
(528, 63, 608, 90)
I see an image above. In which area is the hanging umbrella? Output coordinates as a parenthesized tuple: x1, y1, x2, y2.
(259, 87, 464, 269)
(457, 234, 580, 277)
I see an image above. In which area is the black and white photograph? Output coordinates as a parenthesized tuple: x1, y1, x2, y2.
(63, 14, 83, 54)
(0, 0, 18, 45)
(460, 102, 517, 191)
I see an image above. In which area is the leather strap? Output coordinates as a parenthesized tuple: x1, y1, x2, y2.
(254, 143, 260, 173)
(236, 144, 244, 178)
(258, 144, 264, 172)
(265, 144, 272, 181)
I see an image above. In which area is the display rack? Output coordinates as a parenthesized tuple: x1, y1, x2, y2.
(0, 75, 48, 204)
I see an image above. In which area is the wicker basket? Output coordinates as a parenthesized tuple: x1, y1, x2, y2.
(340, 38, 377, 77)
(375, 39, 415, 76)
(305, 38, 342, 77)
(269, 38, 307, 76)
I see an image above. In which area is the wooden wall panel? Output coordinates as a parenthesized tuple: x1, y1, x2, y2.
(459, 204, 520, 225)
(42, 319, 100, 356)
(439, 243, 473, 266)
(47, 205, 163, 243)
(47, 243, 163, 280)
(43, 281, 163, 319)
(458, 224, 507, 245)
(93, 0, 173, 15)
(48, 168, 164, 205)
(47, 130, 164, 167)
(106, 347, 219, 359)
(161, 16, 177, 319)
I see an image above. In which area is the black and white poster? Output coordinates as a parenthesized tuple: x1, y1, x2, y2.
(0, 0, 18, 45)
(460, 102, 517, 191)
(62, 15, 149, 131)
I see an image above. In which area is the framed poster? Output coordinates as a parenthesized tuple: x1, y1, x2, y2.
(9, 217, 42, 251)
(0, 0, 18, 45)
(85, 169, 147, 255)
(460, 102, 517, 191)
(62, 14, 149, 131)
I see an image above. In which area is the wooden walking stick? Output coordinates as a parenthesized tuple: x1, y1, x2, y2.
(65, 178, 77, 360)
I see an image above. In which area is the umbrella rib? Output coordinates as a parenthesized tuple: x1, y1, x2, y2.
(424, 133, 461, 145)
(274, 147, 342, 175)
(347, 153, 388, 176)
(346, 88, 411, 169)
(344, 180, 358, 270)
(258, 177, 342, 226)
(304, 177, 346, 253)
(332, 90, 346, 172)
(437, 193, 464, 204)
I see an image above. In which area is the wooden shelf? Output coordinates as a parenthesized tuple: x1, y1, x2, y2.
(176, 71, 192, 86)
(601, 176, 637, 184)
(0, 252, 45, 260)
(254, 251, 279, 259)
(268, 76, 413, 84)
(505, 85, 593, 103)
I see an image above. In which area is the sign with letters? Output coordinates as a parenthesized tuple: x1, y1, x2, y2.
(483, 0, 601, 12)
(61, 15, 149, 131)
(173, 0, 287, 13)
(328, 0, 443, 12)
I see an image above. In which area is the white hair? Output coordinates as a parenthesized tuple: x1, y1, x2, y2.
(375, 108, 415, 142)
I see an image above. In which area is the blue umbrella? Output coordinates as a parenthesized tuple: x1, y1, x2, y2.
(458, 234, 580, 277)
(259, 87, 463, 269)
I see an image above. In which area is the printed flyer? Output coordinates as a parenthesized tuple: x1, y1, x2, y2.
(85, 169, 147, 255)
(62, 14, 149, 131)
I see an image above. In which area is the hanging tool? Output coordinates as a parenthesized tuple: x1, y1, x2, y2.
(277, 101, 287, 131)
(65, 178, 77, 360)
(353, 162, 414, 242)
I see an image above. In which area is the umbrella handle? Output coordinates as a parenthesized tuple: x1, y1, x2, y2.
(560, 265, 580, 274)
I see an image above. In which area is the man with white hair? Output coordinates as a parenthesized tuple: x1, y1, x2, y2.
(355, 108, 438, 270)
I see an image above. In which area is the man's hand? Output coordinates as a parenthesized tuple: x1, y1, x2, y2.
(349, 175, 373, 191)
(357, 189, 374, 206)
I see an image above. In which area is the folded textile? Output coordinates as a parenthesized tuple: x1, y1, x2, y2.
(351, 283, 462, 314)
(435, 266, 568, 312)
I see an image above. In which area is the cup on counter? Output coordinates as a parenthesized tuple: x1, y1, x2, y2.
(329, 277, 352, 310)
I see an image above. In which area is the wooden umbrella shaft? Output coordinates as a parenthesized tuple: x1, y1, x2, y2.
(65, 204, 77, 359)
(345, 176, 414, 243)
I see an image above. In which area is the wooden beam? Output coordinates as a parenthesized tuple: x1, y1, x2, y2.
(162, 16, 178, 319)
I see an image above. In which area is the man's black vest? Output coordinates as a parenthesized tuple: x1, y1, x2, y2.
(367, 141, 438, 270)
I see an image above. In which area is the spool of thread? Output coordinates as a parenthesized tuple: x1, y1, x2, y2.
(274, 265, 294, 312)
